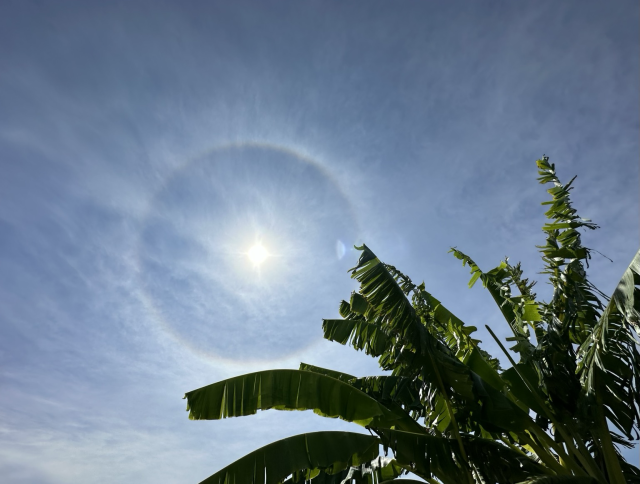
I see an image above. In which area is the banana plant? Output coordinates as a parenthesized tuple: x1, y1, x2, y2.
(184, 157, 640, 484)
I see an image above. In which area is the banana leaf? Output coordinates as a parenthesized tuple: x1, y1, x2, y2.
(199, 431, 380, 484)
(377, 428, 549, 484)
(184, 369, 403, 429)
(578, 248, 640, 437)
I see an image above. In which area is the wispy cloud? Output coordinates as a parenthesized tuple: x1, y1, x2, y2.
(0, 1, 637, 480)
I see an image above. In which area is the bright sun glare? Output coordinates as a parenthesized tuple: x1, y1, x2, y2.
(247, 244, 269, 265)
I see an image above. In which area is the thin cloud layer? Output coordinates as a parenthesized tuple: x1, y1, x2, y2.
(0, 1, 638, 481)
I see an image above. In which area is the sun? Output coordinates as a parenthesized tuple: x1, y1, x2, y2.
(247, 244, 269, 265)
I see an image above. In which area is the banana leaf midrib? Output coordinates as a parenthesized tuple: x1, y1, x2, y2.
(184, 369, 423, 431)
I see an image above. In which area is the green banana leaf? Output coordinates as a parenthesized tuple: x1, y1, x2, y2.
(449, 248, 537, 360)
(578, 248, 640, 437)
(420, 288, 498, 367)
(199, 431, 380, 484)
(298, 364, 421, 415)
(184, 369, 402, 428)
(349, 245, 420, 344)
(296, 363, 427, 433)
(322, 317, 391, 357)
(348, 245, 477, 400)
(283, 455, 404, 484)
(377, 428, 549, 484)
(347, 246, 530, 434)
(298, 363, 357, 382)
(609, 248, 640, 323)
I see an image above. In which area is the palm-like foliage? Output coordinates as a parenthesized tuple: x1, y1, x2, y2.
(184, 157, 640, 484)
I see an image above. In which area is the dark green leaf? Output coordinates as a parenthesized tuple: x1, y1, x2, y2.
(185, 369, 401, 428)
(200, 432, 380, 484)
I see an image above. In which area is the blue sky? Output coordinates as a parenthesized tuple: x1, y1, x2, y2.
(0, 1, 638, 482)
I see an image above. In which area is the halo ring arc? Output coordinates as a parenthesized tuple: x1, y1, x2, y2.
(135, 141, 360, 366)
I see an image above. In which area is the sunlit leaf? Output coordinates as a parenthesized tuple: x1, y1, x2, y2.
(185, 369, 402, 428)
(199, 432, 380, 484)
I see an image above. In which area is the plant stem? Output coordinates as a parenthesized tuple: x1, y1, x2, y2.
(517, 429, 569, 475)
(425, 351, 475, 484)
(593, 371, 626, 484)
(485, 325, 607, 481)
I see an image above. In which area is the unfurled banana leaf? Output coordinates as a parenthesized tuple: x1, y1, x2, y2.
(377, 428, 549, 484)
(461, 436, 553, 483)
(185, 369, 403, 428)
(348, 246, 530, 434)
(348, 246, 477, 396)
(500, 363, 547, 416)
(322, 317, 391, 357)
(462, 347, 504, 392)
(348, 245, 419, 344)
(296, 364, 427, 433)
(609, 248, 640, 325)
(573, 248, 640, 484)
(298, 366, 423, 417)
(578, 248, 640, 437)
(449, 248, 537, 360)
(199, 431, 380, 484)
(418, 288, 494, 365)
(298, 362, 357, 383)
(376, 428, 465, 483)
(350, 375, 422, 410)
